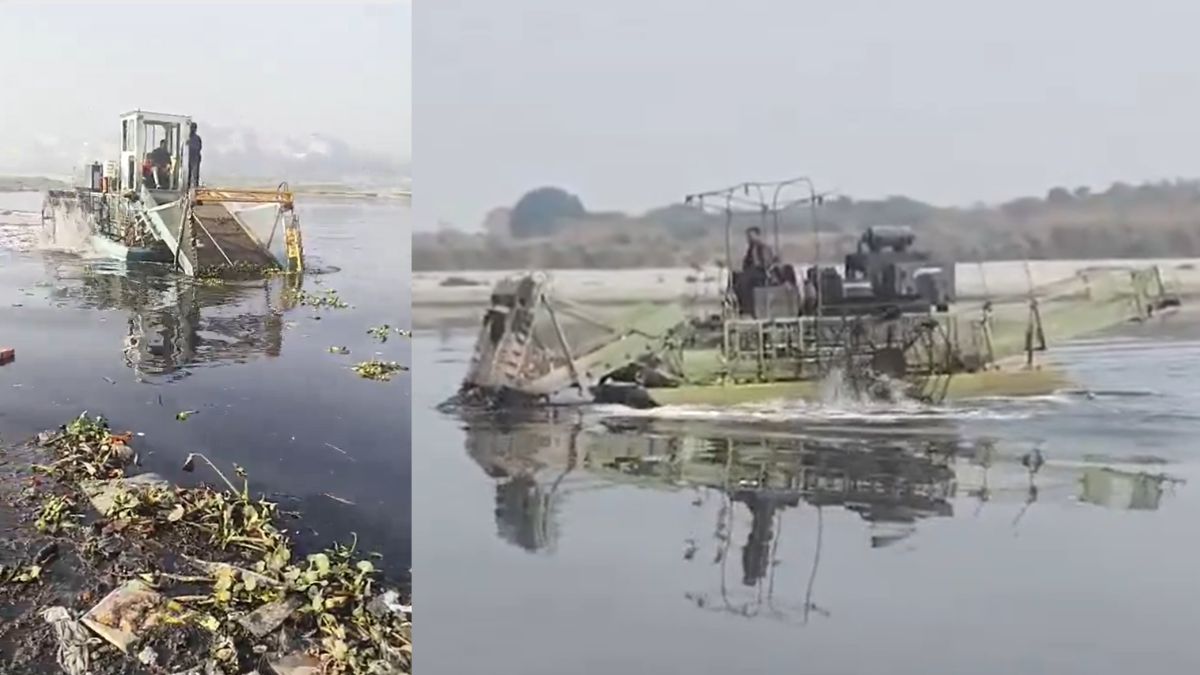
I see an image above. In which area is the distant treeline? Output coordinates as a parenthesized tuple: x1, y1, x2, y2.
(0, 175, 69, 192)
(416, 181, 1200, 271)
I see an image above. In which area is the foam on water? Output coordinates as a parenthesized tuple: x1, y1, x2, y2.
(0, 216, 40, 253)
(617, 395, 1043, 425)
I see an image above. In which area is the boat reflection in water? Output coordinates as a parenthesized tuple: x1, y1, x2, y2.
(46, 261, 303, 380)
(461, 409, 1183, 624)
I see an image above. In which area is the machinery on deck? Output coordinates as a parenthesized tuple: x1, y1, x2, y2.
(451, 176, 1182, 409)
(818, 224, 955, 314)
(452, 272, 686, 407)
(41, 110, 304, 277)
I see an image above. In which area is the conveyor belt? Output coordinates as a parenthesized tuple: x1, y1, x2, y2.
(189, 203, 276, 269)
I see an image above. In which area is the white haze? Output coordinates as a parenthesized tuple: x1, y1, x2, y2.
(0, 2, 411, 183)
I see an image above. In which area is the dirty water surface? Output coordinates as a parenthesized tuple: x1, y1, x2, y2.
(0, 191, 410, 669)
(415, 322, 1200, 674)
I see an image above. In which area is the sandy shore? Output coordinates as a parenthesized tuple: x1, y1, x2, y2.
(413, 258, 1200, 327)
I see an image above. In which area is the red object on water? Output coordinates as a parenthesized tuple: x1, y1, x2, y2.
(0, 347, 15, 365)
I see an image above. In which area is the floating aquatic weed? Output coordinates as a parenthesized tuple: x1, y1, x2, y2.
(293, 289, 350, 309)
(176, 410, 198, 421)
(329, 346, 351, 355)
(353, 360, 407, 381)
(368, 325, 413, 343)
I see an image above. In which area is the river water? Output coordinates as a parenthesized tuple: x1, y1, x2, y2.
(0, 191, 411, 575)
(415, 323, 1200, 673)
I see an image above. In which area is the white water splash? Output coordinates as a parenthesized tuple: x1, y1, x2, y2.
(38, 203, 96, 254)
(816, 366, 908, 407)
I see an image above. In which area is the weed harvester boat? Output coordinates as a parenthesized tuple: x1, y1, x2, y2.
(41, 110, 304, 278)
(450, 177, 1182, 409)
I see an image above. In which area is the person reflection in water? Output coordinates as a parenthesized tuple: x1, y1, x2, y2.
(737, 490, 799, 587)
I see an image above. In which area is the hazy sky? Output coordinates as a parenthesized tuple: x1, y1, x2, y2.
(0, 1, 410, 174)
(417, 0, 1200, 230)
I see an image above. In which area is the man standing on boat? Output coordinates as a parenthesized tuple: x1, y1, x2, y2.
(736, 226, 782, 315)
(186, 122, 202, 188)
(742, 226, 778, 275)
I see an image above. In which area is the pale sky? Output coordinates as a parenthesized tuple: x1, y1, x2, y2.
(0, 1, 411, 174)
(417, 0, 1200, 230)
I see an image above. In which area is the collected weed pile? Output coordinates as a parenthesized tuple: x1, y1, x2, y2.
(2, 414, 411, 675)
(195, 261, 282, 281)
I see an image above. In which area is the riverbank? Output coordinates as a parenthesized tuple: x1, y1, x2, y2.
(412, 258, 1200, 327)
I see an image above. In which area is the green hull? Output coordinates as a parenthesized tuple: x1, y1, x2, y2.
(646, 366, 1072, 406)
(644, 267, 1171, 407)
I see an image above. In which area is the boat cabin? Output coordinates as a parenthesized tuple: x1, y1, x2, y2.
(119, 110, 193, 194)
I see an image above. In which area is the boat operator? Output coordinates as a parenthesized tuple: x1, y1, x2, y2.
(186, 123, 202, 188)
(736, 226, 801, 315)
(742, 226, 779, 277)
(734, 226, 779, 315)
(149, 140, 172, 189)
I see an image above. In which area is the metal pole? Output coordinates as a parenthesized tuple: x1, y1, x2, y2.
(544, 298, 584, 395)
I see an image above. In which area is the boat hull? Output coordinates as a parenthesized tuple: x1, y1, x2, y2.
(88, 235, 174, 264)
(644, 365, 1072, 406)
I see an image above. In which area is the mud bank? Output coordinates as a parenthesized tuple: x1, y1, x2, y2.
(0, 415, 411, 675)
(413, 259, 1200, 307)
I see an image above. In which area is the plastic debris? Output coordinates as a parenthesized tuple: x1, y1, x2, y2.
(42, 606, 91, 675)
(138, 645, 160, 666)
(267, 652, 322, 675)
(367, 590, 410, 619)
(237, 595, 303, 638)
(81, 579, 166, 653)
(80, 472, 171, 516)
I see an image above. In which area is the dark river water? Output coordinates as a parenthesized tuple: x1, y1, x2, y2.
(0, 191, 410, 575)
(415, 322, 1200, 673)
